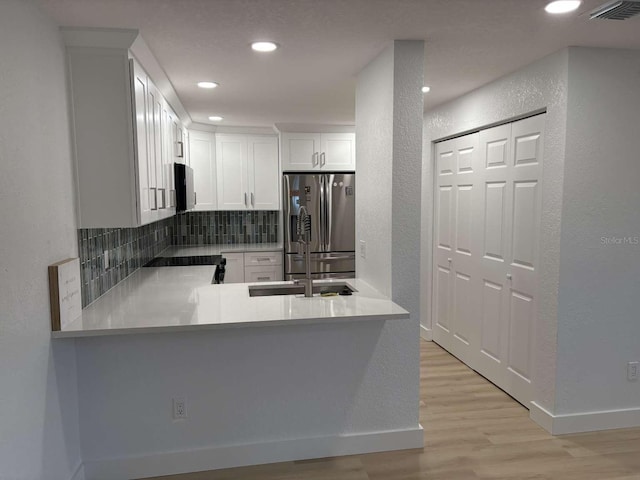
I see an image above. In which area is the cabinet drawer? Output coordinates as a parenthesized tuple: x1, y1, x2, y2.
(244, 251, 283, 266)
(244, 265, 283, 283)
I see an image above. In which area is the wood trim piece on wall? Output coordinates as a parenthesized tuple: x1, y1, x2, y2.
(48, 258, 82, 331)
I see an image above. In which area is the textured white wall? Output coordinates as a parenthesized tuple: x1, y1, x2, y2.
(354, 43, 423, 442)
(76, 321, 420, 478)
(421, 50, 569, 412)
(0, 1, 83, 479)
(555, 47, 640, 414)
(391, 41, 424, 331)
(355, 44, 394, 297)
(355, 40, 424, 318)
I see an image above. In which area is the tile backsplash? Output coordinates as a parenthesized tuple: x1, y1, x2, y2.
(173, 210, 279, 245)
(77, 218, 172, 307)
(77, 210, 280, 307)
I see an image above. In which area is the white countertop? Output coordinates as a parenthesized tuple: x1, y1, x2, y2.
(160, 243, 283, 257)
(53, 266, 408, 338)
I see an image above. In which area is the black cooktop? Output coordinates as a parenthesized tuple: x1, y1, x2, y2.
(144, 255, 223, 267)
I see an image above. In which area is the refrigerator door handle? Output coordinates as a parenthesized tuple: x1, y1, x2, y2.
(319, 174, 325, 251)
(325, 174, 333, 252)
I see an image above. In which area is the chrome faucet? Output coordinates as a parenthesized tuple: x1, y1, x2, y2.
(294, 205, 313, 297)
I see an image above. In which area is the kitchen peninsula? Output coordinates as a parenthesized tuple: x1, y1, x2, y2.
(53, 264, 409, 338)
(53, 254, 422, 479)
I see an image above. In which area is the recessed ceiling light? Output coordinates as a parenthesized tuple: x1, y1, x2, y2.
(422, 86, 431, 93)
(208, 116, 223, 122)
(251, 41, 278, 52)
(197, 81, 219, 89)
(545, 0, 581, 14)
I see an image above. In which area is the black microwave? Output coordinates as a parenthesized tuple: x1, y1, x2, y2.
(174, 163, 195, 212)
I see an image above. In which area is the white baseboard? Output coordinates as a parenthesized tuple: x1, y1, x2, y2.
(70, 461, 85, 480)
(83, 426, 424, 480)
(419, 324, 432, 341)
(530, 401, 640, 435)
(529, 402, 555, 433)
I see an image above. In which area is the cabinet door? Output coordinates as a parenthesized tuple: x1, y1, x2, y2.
(245, 265, 282, 283)
(222, 253, 245, 283)
(174, 122, 186, 164)
(147, 81, 166, 216)
(189, 130, 217, 211)
(162, 104, 176, 209)
(247, 136, 279, 210)
(216, 134, 248, 209)
(281, 133, 321, 171)
(183, 130, 190, 167)
(320, 133, 355, 171)
(131, 60, 153, 225)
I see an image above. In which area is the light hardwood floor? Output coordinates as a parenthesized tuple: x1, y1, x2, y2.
(145, 340, 640, 480)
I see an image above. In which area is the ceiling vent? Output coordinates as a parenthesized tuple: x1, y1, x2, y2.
(590, 0, 640, 19)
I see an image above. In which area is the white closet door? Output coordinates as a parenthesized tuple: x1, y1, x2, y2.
(433, 114, 544, 408)
(503, 115, 544, 405)
(432, 133, 481, 366)
(432, 138, 456, 352)
(476, 123, 512, 389)
(449, 133, 481, 366)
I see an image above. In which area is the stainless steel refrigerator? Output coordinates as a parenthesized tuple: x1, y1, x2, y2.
(283, 173, 355, 280)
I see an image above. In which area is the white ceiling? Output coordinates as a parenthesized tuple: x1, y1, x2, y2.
(39, 0, 640, 127)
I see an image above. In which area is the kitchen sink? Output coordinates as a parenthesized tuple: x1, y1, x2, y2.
(248, 282, 356, 297)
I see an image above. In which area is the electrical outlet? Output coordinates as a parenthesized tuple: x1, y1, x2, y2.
(628, 362, 639, 381)
(103, 250, 109, 270)
(173, 398, 187, 419)
(359, 240, 366, 259)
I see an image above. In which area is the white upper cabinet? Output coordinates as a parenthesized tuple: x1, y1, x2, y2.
(248, 136, 280, 210)
(132, 60, 153, 225)
(131, 59, 176, 222)
(189, 131, 217, 211)
(281, 132, 355, 172)
(281, 133, 321, 170)
(320, 133, 356, 170)
(216, 134, 280, 210)
(216, 135, 249, 210)
(63, 28, 187, 228)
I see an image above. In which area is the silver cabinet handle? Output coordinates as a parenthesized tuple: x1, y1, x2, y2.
(256, 257, 271, 262)
(150, 187, 158, 211)
(312, 152, 319, 167)
(160, 188, 166, 209)
(176, 141, 184, 158)
(320, 152, 326, 167)
(257, 276, 270, 281)
(194, 191, 197, 205)
(506, 273, 512, 280)
(448, 258, 452, 263)
(251, 192, 255, 207)
(244, 192, 248, 208)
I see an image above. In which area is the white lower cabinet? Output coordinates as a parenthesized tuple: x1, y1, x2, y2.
(244, 265, 282, 283)
(222, 251, 283, 284)
(221, 253, 245, 284)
